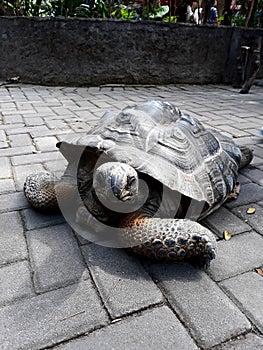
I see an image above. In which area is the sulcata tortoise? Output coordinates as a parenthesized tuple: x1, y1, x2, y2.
(24, 101, 253, 267)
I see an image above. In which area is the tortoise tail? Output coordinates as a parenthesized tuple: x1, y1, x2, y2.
(239, 146, 253, 170)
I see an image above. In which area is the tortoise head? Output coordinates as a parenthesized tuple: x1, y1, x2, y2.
(93, 162, 139, 203)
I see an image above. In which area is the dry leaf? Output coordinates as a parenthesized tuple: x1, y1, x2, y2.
(256, 267, 263, 277)
(228, 183, 240, 199)
(246, 207, 256, 214)
(223, 230, 232, 241)
(32, 150, 42, 154)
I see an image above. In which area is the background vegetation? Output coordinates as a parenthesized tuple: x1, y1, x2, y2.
(0, 0, 262, 27)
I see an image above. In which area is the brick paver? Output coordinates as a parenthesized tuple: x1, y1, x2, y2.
(56, 306, 199, 350)
(27, 224, 88, 293)
(207, 231, 263, 281)
(0, 260, 33, 306)
(225, 183, 263, 208)
(203, 206, 251, 238)
(0, 191, 29, 212)
(232, 203, 263, 235)
(214, 333, 263, 350)
(22, 208, 65, 230)
(0, 83, 263, 349)
(147, 262, 251, 349)
(82, 244, 163, 318)
(0, 280, 108, 350)
(0, 211, 28, 266)
(220, 272, 263, 333)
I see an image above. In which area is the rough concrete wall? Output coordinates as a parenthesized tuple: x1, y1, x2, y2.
(0, 17, 231, 86)
(0, 17, 262, 86)
(225, 26, 263, 84)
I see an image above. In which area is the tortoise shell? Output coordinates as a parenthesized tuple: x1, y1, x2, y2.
(57, 100, 241, 209)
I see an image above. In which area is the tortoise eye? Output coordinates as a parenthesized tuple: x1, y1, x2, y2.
(127, 176, 136, 187)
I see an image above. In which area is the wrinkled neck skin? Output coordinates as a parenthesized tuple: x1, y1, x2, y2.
(84, 174, 164, 226)
(82, 172, 207, 225)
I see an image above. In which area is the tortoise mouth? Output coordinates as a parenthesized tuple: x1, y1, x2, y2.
(118, 190, 133, 201)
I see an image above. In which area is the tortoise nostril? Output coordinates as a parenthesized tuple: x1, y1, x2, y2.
(112, 186, 121, 198)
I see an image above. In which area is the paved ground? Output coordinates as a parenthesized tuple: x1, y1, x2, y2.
(0, 83, 263, 350)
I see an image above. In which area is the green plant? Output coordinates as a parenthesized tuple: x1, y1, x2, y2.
(232, 13, 246, 26)
(73, 0, 109, 18)
(111, 4, 140, 20)
(4, 0, 63, 16)
(148, 5, 169, 19)
(163, 15, 177, 23)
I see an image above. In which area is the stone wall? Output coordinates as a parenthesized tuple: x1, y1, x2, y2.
(0, 16, 262, 86)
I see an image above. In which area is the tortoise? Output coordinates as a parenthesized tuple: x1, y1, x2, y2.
(24, 100, 253, 267)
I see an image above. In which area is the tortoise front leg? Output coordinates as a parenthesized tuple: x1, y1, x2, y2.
(75, 205, 123, 246)
(119, 216, 217, 268)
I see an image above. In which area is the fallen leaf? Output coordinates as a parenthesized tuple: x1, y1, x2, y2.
(232, 135, 241, 138)
(256, 267, 263, 277)
(228, 183, 240, 199)
(223, 230, 232, 241)
(32, 150, 42, 154)
(246, 207, 256, 214)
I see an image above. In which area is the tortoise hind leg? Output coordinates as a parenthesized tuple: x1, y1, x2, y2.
(24, 172, 77, 212)
(24, 172, 59, 211)
(120, 217, 217, 268)
(239, 146, 253, 170)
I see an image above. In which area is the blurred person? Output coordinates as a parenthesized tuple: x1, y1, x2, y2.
(177, 1, 188, 22)
(0, 2, 5, 15)
(186, 1, 198, 22)
(208, 0, 218, 24)
(194, 5, 203, 23)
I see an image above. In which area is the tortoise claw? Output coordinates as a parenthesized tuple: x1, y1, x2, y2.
(205, 250, 216, 269)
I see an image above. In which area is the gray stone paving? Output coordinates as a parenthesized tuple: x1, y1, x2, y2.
(27, 224, 88, 293)
(82, 244, 163, 319)
(147, 262, 251, 349)
(55, 306, 200, 350)
(0, 83, 263, 349)
(220, 272, 263, 334)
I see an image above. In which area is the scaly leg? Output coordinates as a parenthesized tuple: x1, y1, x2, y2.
(24, 172, 78, 212)
(24, 172, 59, 211)
(76, 205, 217, 267)
(119, 215, 217, 268)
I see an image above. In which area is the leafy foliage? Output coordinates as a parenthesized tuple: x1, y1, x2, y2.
(225, 0, 263, 27)
(111, 3, 141, 20)
(1, 0, 262, 27)
(1, 0, 176, 21)
(73, 0, 109, 18)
